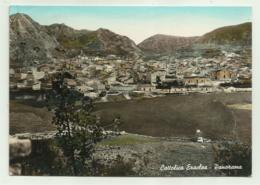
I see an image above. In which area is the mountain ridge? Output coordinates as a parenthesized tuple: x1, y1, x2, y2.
(138, 22, 252, 54)
(10, 13, 142, 66)
(10, 13, 252, 66)
(198, 22, 251, 45)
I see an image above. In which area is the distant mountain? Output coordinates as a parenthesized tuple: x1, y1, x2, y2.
(138, 22, 252, 55)
(198, 22, 252, 46)
(10, 13, 252, 67)
(138, 34, 198, 54)
(45, 25, 142, 57)
(10, 13, 142, 67)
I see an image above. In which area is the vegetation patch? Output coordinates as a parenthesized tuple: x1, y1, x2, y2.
(99, 134, 158, 146)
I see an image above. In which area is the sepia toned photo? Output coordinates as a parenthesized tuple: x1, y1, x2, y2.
(9, 6, 252, 177)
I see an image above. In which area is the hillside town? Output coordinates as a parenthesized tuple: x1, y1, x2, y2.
(9, 8, 252, 177)
(10, 48, 251, 102)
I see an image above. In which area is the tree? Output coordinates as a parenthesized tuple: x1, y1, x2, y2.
(213, 142, 251, 176)
(48, 72, 120, 175)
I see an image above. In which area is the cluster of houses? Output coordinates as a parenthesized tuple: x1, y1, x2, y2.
(10, 51, 251, 101)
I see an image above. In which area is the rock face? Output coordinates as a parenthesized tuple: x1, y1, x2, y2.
(10, 13, 142, 67)
(9, 136, 31, 160)
(95, 28, 142, 57)
(9, 136, 32, 175)
(138, 34, 198, 54)
(10, 13, 58, 67)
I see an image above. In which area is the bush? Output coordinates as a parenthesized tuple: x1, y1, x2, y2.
(213, 142, 251, 176)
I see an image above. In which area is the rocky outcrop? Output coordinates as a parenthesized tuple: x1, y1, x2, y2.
(10, 13, 142, 67)
(9, 136, 31, 160)
(10, 13, 58, 67)
(9, 136, 32, 175)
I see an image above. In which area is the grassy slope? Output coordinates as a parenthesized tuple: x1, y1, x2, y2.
(94, 92, 251, 142)
(99, 134, 159, 146)
(57, 31, 100, 49)
(10, 92, 251, 144)
(9, 101, 55, 134)
(199, 22, 251, 45)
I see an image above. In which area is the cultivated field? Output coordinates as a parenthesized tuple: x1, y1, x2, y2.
(9, 101, 54, 134)
(10, 92, 251, 143)
(95, 92, 251, 143)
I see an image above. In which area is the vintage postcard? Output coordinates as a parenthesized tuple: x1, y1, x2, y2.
(9, 5, 252, 177)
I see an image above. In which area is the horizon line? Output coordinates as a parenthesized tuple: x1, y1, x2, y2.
(9, 13, 251, 44)
(9, 6, 252, 44)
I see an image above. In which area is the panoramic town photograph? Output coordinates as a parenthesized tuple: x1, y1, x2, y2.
(9, 6, 252, 176)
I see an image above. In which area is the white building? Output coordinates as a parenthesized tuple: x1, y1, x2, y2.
(32, 82, 41, 91)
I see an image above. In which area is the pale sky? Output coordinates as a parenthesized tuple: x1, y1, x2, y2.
(10, 6, 252, 44)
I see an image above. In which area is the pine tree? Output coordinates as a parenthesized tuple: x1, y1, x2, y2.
(48, 72, 119, 175)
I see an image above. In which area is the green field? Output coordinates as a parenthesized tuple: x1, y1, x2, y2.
(99, 134, 159, 146)
(9, 101, 55, 134)
(10, 92, 251, 144)
(94, 92, 251, 143)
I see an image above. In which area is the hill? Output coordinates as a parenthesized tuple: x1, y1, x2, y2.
(138, 34, 198, 54)
(9, 13, 142, 67)
(45, 25, 142, 57)
(138, 22, 252, 55)
(198, 22, 252, 46)
(10, 13, 252, 64)
(9, 13, 58, 67)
